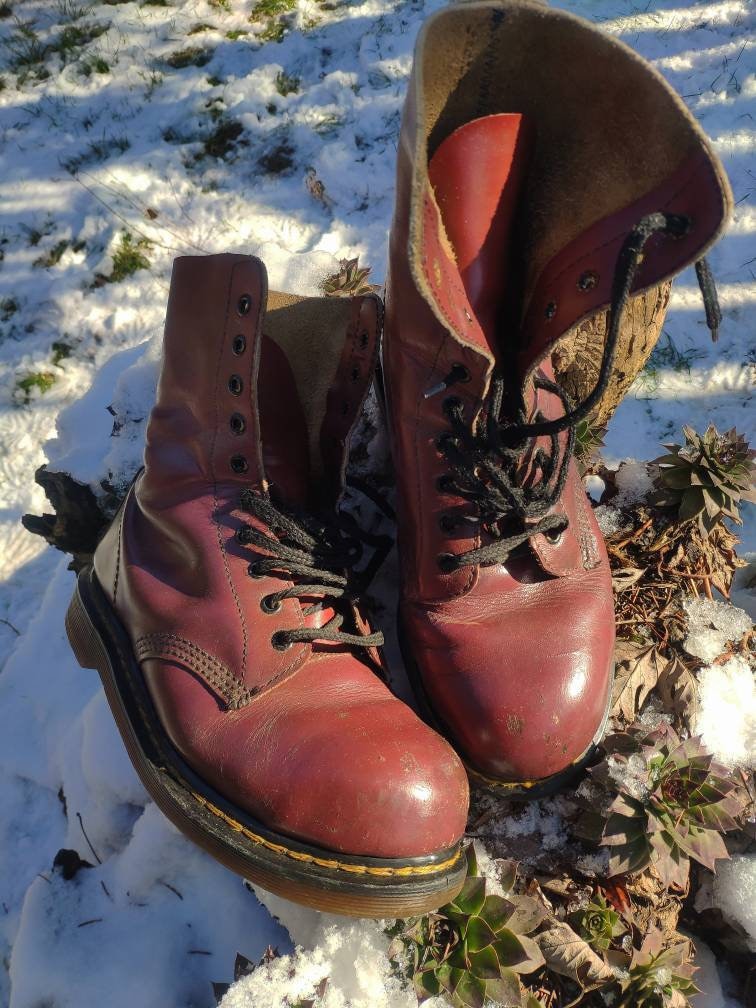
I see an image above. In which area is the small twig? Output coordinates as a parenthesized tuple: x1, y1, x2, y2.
(188, 949, 212, 956)
(160, 881, 183, 900)
(76, 812, 102, 865)
(100, 880, 113, 902)
(0, 618, 20, 635)
(77, 918, 103, 928)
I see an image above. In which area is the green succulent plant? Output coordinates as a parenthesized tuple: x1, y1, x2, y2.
(585, 723, 747, 888)
(574, 417, 606, 474)
(617, 932, 698, 1008)
(322, 256, 373, 297)
(568, 892, 626, 952)
(652, 424, 756, 535)
(388, 847, 546, 1008)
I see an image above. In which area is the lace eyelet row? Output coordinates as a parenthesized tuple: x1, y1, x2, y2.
(228, 294, 252, 474)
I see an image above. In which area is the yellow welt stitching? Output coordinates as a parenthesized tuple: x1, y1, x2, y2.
(189, 790, 463, 878)
(86, 578, 463, 881)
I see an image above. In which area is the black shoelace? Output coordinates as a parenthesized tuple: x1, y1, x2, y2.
(237, 489, 387, 651)
(434, 212, 722, 572)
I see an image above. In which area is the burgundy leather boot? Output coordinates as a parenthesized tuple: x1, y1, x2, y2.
(383, 1, 731, 794)
(65, 254, 469, 916)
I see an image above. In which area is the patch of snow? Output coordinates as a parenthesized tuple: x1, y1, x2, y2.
(613, 459, 654, 505)
(594, 504, 624, 537)
(688, 937, 742, 1008)
(220, 906, 417, 1008)
(695, 656, 756, 767)
(695, 855, 756, 953)
(683, 598, 753, 663)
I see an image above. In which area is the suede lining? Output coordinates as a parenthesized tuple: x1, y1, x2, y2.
(411, 0, 732, 324)
(263, 291, 354, 486)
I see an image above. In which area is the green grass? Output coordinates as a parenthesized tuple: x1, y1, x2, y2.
(51, 341, 73, 365)
(33, 240, 70, 268)
(225, 28, 248, 39)
(56, 0, 95, 19)
(274, 70, 299, 96)
(63, 134, 130, 173)
(203, 118, 244, 158)
(107, 232, 152, 282)
(188, 22, 214, 34)
(637, 331, 706, 397)
(249, 0, 295, 42)
(257, 139, 294, 174)
(165, 46, 212, 68)
(5, 19, 50, 75)
(15, 371, 56, 403)
(57, 22, 109, 56)
(33, 239, 85, 268)
(250, 0, 294, 17)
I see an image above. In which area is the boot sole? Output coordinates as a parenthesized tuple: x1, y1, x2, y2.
(398, 614, 614, 800)
(65, 567, 467, 918)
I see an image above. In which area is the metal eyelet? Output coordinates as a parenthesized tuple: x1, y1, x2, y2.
(271, 632, 292, 651)
(232, 334, 246, 355)
(436, 432, 456, 454)
(247, 563, 262, 577)
(545, 528, 565, 545)
(260, 595, 281, 614)
(449, 362, 470, 383)
(437, 552, 456, 573)
(228, 374, 243, 396)
(442, 395, 462, 414)
(237, 294, 252, 316)
(577, 271, 599, 292)
(230, 413, 246, 435)
(230, 454, 248, 474)
(439, 514, 455, 533)
(544, 301, 557, 320)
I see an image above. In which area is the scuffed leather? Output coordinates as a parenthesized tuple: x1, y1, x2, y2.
(93, 253, 469, 857)
(403, 562, 614, 781)
(384, 101, 618, 780)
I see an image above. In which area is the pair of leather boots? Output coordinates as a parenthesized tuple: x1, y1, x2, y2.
(65, 1, 730, 917)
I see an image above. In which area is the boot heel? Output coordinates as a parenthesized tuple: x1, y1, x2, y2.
(65, 583, 104, 671)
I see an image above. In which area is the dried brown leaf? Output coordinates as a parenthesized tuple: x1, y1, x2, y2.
(656, 655, 699, 730)
(535, 922, 614, 986)
(611, 645, 666, 722)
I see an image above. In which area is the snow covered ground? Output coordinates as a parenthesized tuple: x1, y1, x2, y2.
(0, 0, 753, 1005)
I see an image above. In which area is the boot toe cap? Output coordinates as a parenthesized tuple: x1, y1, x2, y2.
(147, 656, 469, 860)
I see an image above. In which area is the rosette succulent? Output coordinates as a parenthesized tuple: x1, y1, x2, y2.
(568, 892, 626, 952)
(587, 724, 747, 888)
(617, 932, 698, 1008)
(388, 848, 546, 1007)
(652, 424, 756, 535)
(322, 256, 373, 297)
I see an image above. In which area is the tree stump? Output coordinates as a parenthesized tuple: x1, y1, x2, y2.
(21, 466, 119, 572)
(553, 282, 671, 429)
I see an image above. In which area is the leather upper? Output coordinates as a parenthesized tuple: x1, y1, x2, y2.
(94, 254, 468, 857)
(384, 1, 731, 782)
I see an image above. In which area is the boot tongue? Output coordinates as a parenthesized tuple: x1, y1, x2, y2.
(258, 332, 311, 509)
(428, 113, 532, 362)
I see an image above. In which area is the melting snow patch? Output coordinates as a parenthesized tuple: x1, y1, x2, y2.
(695, 656, 756, 767)
(683, 598, 753, 663)
(695, 855, 756, 954)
